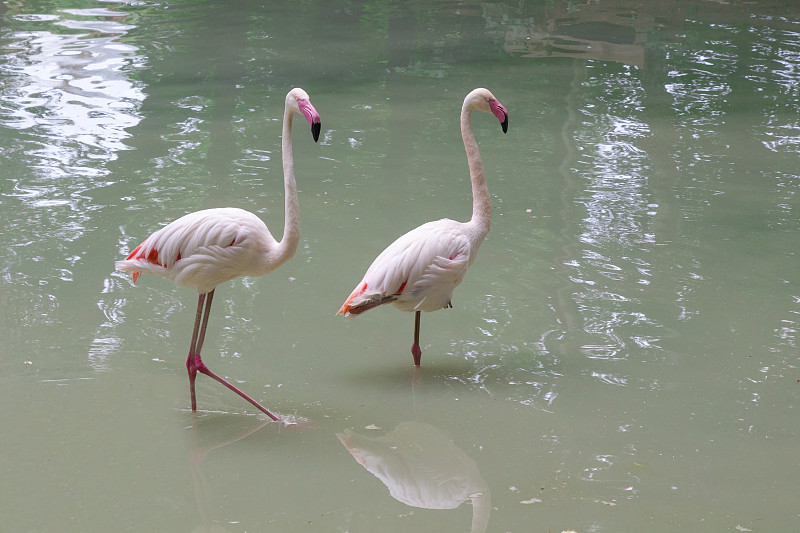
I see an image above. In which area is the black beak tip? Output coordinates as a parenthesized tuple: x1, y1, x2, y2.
(312, 121, 321, 142)
(501, 116, 508, 134)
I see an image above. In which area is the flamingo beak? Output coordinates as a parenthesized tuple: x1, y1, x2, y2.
(298, 99, 322, 142)
(490, 99, 508, 134)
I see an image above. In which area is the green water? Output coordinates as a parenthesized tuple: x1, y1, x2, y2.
(1, 1, 799, 531)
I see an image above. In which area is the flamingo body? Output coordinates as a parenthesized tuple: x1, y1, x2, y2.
(119, 207, 282, 294)
(116, 88, 321, 420)
(338, 88, 508, 366)
(338, 219, 473, 315)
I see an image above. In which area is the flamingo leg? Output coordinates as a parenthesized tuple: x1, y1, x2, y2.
(194, 289, 215, 357)
(188, 290, 281, 421)
(411, 311, 422, 366)
(186, 292, 207, 412)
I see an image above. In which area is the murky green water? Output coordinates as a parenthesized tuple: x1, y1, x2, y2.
(2, 1, 799, 531)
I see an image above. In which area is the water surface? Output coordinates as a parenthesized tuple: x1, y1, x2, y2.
(1, 1, 799, 531)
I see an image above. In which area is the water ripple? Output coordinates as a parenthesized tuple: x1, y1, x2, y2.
(1, 4, 146, 347)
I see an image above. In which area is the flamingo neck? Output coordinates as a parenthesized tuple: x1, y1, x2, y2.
(276, 105, 301, 265)
(470, 490, 492, 533)
(462, 102, 491, 238)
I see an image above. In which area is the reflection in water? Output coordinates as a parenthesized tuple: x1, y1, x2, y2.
(466, 1, 800, 400)
(2, 6, 144, 175)
(3, 1, 800, 529)
(337, 421, 490, 533)
(187, 417, 271, 533)
(566, 61, 659, 366)
(1, 3, 145, 371)
(503, 13, 651, 67)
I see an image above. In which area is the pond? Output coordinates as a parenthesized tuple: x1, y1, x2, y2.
(1, 1, 799, 531)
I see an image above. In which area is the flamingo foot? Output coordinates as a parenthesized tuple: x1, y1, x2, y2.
(411, 344, 422, 367)
(186, 354, 198, 412)
(193, 354, 281, 421)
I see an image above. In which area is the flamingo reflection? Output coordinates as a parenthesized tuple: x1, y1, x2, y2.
(337, 421, 490, 533)
(187, 417, 271, 532)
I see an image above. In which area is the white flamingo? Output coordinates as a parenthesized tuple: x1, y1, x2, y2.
(337, 88, 508, 366)
(116, 88, 321, 420)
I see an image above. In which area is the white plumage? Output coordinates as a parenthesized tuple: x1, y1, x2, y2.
(338, 88, 509, 366)
(117, 208, 279, 294)
(342, 220, 473, 313)
(116, 88, 321, 420)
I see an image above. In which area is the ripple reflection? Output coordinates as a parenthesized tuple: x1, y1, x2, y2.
(2, 5, 145, 172)
(1, 3, 145, 366)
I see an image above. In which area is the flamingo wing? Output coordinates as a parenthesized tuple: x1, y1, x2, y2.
(338, 219, 472, 316)
(116, 208, 270, 292)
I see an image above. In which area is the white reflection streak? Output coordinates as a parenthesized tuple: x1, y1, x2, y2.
(567, 69, 660, 367)
(1, 7, 148, 371)
(2, 8, 145, 174)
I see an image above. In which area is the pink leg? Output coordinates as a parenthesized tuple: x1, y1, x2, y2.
(194, 359, 279, 421)
(186, 293, 207, 412)
(411, 311, 422, 366)
(188, 290, 280, 421)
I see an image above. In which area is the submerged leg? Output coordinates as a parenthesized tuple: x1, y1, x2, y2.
(189, 289, 281, 421)
(411, 311, 422, 366)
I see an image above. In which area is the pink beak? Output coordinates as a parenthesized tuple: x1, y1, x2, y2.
(489, 99, 508, 133)
(298, 99, 321, 142)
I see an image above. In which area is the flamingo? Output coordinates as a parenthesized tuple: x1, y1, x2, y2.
(337, 88, 508, 366)
(116, 88, 321, 421)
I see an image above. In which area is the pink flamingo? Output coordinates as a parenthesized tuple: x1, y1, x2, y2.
(338, 88, 508, 366)
(116, 88, 321, 420)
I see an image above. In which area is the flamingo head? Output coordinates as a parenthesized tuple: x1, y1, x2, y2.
(467, 88, 508, 134)
(289, 88, 322, 142)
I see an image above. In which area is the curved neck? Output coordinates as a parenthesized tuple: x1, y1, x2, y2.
(462, 103, 491, 237)
(277, 105, 301, 263)
(470, 490, 491, 533)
